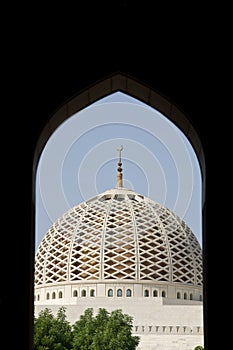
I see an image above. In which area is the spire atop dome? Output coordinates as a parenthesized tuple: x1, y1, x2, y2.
(117, 145, 123, 188)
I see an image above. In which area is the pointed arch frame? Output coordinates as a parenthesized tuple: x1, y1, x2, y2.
(33, 72, 206, 208)
(32, 71, 207, 347)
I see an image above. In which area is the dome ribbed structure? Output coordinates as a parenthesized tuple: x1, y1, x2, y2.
(35, 187, 202, 288)
(34, 146, 204, 349)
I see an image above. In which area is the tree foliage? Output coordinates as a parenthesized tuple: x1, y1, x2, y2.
(34, 307, 140, 350)
(194, 346, 204, 350)
(72, 308, 140, 350)
(33, 306, 73, 350)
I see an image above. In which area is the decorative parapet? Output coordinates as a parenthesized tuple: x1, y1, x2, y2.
(133, 325, 203, 335)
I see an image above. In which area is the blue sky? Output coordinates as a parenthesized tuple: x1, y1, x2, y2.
(35, 92, 202, 250)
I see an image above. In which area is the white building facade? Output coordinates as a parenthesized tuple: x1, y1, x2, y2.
(35, 166, 204, 350)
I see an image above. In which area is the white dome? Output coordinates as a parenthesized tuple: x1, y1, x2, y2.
(35, 187, 202, 288)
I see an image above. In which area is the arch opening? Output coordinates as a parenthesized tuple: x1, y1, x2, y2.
(32, 72, 206, 350)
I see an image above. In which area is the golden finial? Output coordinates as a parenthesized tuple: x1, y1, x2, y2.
(117, 145, 123, 188)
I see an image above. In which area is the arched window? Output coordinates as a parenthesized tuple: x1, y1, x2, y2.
(108, 289, 113, 297)
(190, 293, 193, 300)
(73, 290, 78, 297)
(81, 290, 86, 297)
(184, 292, 187, 300)
(52, 292, 56, 299)
(37, 294, 40, 301)
(144, 289, 149, 297)
(200, 294, 202, 301)
(33, 72, 206, 349)
(153, 290, 158, 297)
(90, 289, 95, 297)
(126, 289, 131, 297)
(117, 289, 122, 297)
(177, 292, 181, 299)
(161, 291, 166, 297)
(58, 291, 63, 299)
(46, 292, 50, 300)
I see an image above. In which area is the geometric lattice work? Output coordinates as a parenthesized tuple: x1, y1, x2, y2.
(35, 188, 202, 287)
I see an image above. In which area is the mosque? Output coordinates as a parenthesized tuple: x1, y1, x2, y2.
(34, 146, 204, 350)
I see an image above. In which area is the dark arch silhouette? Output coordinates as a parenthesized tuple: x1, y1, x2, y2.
(32, 72, 207, 349)
(33, 72, 206, 210)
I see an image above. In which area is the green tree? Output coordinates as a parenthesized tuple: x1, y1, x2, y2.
(71, 308, 96, 350)
(34, 306, 73, 350)
(72, 308, 140, 350)
(194, 346, 204, 350)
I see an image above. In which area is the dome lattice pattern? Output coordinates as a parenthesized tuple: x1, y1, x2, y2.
(35, 188, 202, 287)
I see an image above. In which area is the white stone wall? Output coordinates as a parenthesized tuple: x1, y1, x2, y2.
(35, 297, 203, 325)
(136, 334, 204, 350)
(34, 296, 204, 350)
